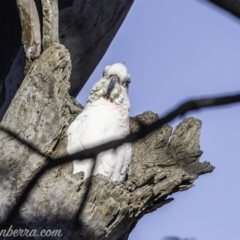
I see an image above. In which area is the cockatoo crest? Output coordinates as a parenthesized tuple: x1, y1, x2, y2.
(88, 63, 131, 109)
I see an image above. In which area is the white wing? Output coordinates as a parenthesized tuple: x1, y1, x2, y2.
(97, 142, 132, 182)
(67, 98, 131, 180)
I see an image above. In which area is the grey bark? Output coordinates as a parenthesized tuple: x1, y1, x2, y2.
(41, 0, 59, 50)
(17, 0, 41, 74)
(1, 0, 238, 119)
(0, 45, 213, 239)
(0, 0, 133, 120)
(0, 1, 214, 239)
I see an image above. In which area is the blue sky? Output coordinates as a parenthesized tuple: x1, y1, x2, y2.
(77, 1, 240, 239)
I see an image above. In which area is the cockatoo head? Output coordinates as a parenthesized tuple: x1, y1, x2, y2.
(88, 63, 131, 106)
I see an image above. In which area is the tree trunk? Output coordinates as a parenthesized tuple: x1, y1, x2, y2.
(0, 1, 214, 239)
(0, 0, 133, 119)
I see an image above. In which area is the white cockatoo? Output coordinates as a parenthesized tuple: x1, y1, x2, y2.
(67, 63, 132, 182)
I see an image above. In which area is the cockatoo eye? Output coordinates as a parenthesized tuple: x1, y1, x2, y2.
(123, 80, 130, 88)
(103, 71, 106, 77)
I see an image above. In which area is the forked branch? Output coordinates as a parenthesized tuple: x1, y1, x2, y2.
(1, 81, 239, 229)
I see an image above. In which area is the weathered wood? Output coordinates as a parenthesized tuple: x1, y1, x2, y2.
(17, 0, 41, 74)
(0, 0, 134, 120)
(0, 43, 77, 222)
(0, 1, 214, 238)
(2, 0, 240, 120)
(0, 44, 214, 237)
(41, 0, 59, 50)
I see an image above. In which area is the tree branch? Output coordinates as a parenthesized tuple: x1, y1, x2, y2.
(16, 0, 41, 73)
(41, 0, 59, 50)
(1, 91, 239, 229)
(0, 0, 134, 119)
(206, 0, 240, 19)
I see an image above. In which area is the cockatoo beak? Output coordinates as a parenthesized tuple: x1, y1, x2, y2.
(106, 75, 118, 98)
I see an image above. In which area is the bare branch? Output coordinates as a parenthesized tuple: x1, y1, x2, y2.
(0, 91, 238, 229)
(41, 0, 59, 50)
(16, 0, 41, 73)
(206, 0, 240, 19)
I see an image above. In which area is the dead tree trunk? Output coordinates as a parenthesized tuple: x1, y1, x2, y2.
(0, 1, 214, 239)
